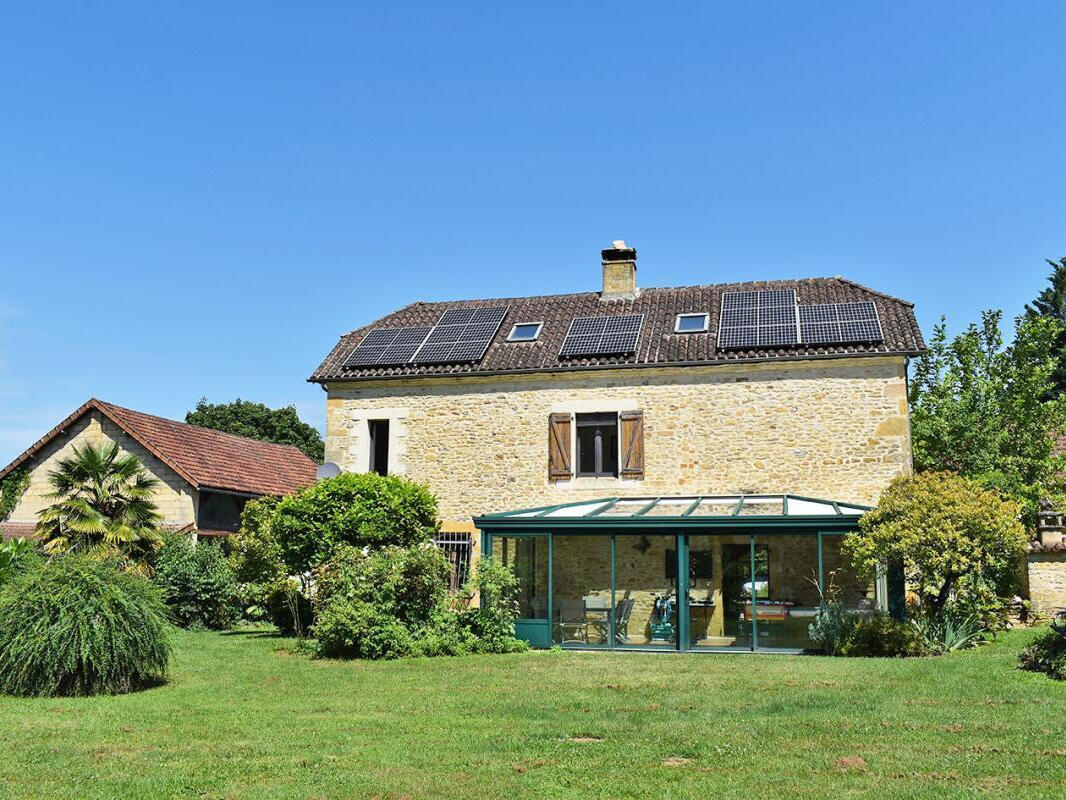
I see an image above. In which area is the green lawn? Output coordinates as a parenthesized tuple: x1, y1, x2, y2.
(2, 628, 1065, 799)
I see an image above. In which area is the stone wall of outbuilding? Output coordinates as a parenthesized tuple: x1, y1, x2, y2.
(5, 410, 197, 530)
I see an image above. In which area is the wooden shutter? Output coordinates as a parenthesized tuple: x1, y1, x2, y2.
(548, 413, 572, 481)
(620, 410, 645, 479)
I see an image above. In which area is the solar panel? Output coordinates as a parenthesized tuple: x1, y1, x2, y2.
(800, 302, 883, 344)
(343, 326, 434, 367)
(717, 289, 799, 349)
(410, 306, 509, 364)
(559, 314, 643, 357)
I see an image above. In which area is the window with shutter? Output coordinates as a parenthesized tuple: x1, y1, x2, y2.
(619, 410, 645, 479)
(548, 413, 572, 481)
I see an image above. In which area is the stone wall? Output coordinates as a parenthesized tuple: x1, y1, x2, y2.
(6, 410, 197, 529)
(1027, 552, 1066, 616)
(325, 355, 911, 526)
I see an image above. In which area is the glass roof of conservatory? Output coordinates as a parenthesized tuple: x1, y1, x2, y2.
(474, 494, 872, 530)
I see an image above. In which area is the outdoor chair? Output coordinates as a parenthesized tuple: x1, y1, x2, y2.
(558, 598, 589, 643)
(612, 598, 635, 644)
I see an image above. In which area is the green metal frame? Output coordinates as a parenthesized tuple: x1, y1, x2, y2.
(478, 495, 874, 654)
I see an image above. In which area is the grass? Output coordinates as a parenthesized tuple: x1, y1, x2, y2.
(2, 627, 1065, 799)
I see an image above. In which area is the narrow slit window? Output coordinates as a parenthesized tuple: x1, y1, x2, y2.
(507, 322, 543, 342)
(368, 419, 389, 476)
(675, 313, 709, 333)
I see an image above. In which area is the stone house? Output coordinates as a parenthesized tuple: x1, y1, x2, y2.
(310, 242, 925, 651)
(0, 398, 318, 540)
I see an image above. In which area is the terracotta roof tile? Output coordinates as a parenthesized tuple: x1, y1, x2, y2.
(310, 277, 924, 383)
(0, 399, 319, 497)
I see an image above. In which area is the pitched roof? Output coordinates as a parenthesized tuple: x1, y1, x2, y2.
(310, 277, 925, 383)
(0, 399, 319, 497)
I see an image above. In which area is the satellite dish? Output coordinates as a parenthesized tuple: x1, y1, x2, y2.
(316, 462, 341, 481)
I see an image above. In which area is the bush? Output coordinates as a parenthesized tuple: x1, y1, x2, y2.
(314, 600, 416, 659)
(1019, 628, 1066, 680)
(837, 614, 927, 658)
(0, 537, 43, 585)
(0, 556, 171, 696)
(312, 546, 526, 660)
(459, 557, 530, 654)
(911, 604, 985, 653)
(273, 473, 438, 574)
(811, 604, 927, 658)
(152, 533, 238, 630)
(228, 495, 288, 621)
(313, 545, 451, 659)
(808, 601, 859, 656)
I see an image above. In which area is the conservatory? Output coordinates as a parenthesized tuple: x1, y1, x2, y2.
(474, 495, 895, 653)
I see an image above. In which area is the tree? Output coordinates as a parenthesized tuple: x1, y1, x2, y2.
(185, 398, 324, 462)
(272, 473, 438, 575)
(909, 310, 1066, 524)
(1024, 257, 1066, 396)
(36, 442, 163, 573)
(845, 472, 1027, 619)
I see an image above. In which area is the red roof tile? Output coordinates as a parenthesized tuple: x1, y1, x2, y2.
(310, 277, 924, 383)
(0, 399, 319, 497)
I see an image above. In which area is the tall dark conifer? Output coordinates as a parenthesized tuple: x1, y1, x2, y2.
(1025, 257, 1066, 396)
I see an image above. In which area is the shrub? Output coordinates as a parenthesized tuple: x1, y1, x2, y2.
(313, 544, 451, 659)
(808, 601, 860, 656)
(0, 537, 43, 585)
(459, 557, 530, 654)
(0, 556, 171, 696)
(911, 605, 985, 654)
(314, 600, 415, 660)
(846, 472, 1028, 620)
(228, 496, 288, 622)
(1019, 628, 1066, 680)
(837, 613, 927, 658)
(273, 473, 438, 574)
(152, 533, 238, 630)
(312, 546, 526, 659)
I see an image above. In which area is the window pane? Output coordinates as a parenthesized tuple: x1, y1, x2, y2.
(676, 313, 708, 332)
(690, 535, 752, 650)
(510, 323, 540, 341)
(490, 536, 548, 619)
(575, 413, 618, 477)
(614, 535, 677, 649)
(751, 535, 819, 650)
(576, 426, 597, 474)
(552, 535, 611, 646)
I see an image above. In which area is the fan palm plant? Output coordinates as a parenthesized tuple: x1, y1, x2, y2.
(36, 442, 163, 573)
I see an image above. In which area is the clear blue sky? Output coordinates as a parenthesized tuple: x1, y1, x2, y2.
(1, 3, 1064, 465)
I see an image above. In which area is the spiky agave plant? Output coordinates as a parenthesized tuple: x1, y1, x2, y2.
(36, 441, 163, 573)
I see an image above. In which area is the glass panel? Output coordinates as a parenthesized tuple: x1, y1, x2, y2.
(736, 497, 784, 516)
(690, 534, 752, 650)
(641, 499, 697, 517)
(542, 500, 613, 518)
(490, 536, 548, 620)
(751, 535, 821, 650)
(575, 413, 618, 477)
(786, 497, 838, 515)
(821, 534, 878, 615)
(552, 535, 612, 646)
(614, 534, 678, 649)
(596, 500, 651, 518)
(688, 498, 742, 516)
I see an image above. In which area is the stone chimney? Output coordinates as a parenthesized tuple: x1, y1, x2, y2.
(601, 240, 638, 300)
